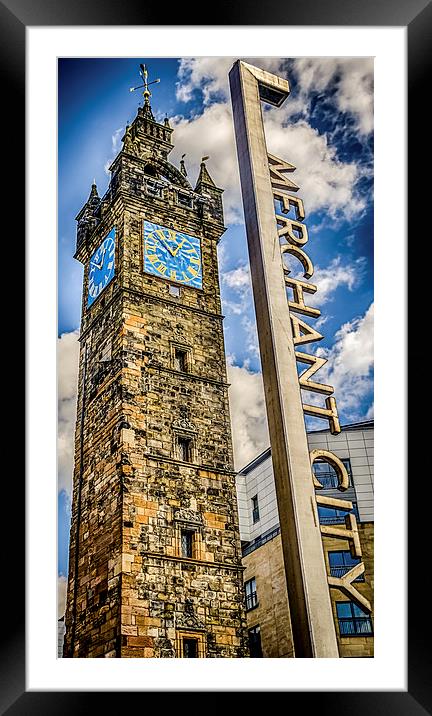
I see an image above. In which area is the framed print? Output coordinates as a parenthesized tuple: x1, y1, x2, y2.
(5, 0, 427, 710)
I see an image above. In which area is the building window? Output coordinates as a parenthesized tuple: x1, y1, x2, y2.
(183, 638, 198, 657)
(336, 602, 373, 637)
(176, 631, 205, 658)
(248, 625, 263, 658)
(328, 551, 365, 581)
(144, 163, 157, 177)
(171, 343, 191, 371)
(169, 285, 181, 298)
(178, 192, 193, 208)
(146, 179, 163, 197)
(318, 502, 359, 525)
(174, 348, 188, 372)
(251, 495, 260, 523)
(245, 577, 258, 611)
(181, 530, 194, 558)
(178, 436, 193, 463)
(313, 459, 352, 489)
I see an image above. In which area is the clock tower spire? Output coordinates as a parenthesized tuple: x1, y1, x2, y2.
(64, 65, 248, 658)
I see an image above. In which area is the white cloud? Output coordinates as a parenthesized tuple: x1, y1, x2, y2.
(335, 61, 374, 136)
(176, 57, 283, 106)
(58, 575, 67, 618)
(176, 57, 373, 136)
(171, 103, 366, 225)
(264, 117, 365, 220)
(58, 330, 80, 496)
(314, 302, 374, 417)
(223, 264, 250, 290)
(221, 264, 260, 356)
(227, 360, 269, 470)
(176, 57, 234, 104)
(294, 256, 366, 307)
(104, 126, 124, 175)
(171, 102, 243, 224)
(227, 304, 373, 472)
(172, 57, 372, 225)
(291, 58, 374, 136)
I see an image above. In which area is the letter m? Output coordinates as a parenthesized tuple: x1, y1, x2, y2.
(268, 153, 299, 192)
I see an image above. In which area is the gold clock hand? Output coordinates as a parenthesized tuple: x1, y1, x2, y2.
(172, 239, 187, 257)
(156, 235, 176, 257)
(92, 246, 106, 270)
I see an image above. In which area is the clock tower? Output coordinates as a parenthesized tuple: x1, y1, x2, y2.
(63, 69, 249, 658)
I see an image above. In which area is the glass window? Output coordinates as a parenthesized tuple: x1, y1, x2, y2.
(251, 495, 260, 523)
(183, 638, 198, 657)
(248, 625, 263, 658)
(313, 459, 352, 489)
(146, 179, 162, 197)
(178, 437, 192, 462)
(169, 285, 181, 298)
(178, 193, 193, 208)
(318, 502, 359, 525)
(336, 601, 373, 636)
(174, 348, 188, 372)
(328, 551, 365, 581)
(245, 577, 258, 611)
(181, 530, 194, 558)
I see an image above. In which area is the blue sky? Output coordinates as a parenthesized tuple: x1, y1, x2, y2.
(58, 57, 374, 609)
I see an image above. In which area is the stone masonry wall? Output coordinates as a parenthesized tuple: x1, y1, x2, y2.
(65, 133, 248, 657)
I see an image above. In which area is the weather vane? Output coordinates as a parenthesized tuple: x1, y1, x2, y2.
(129, 63, 160, 104)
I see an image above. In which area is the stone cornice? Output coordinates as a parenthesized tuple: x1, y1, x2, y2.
(79, 285, 225, 343)
(138, 551, 245, 572)
(143, 452, 236, 477)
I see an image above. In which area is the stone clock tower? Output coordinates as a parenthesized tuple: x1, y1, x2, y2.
(63, 71, 249, 658)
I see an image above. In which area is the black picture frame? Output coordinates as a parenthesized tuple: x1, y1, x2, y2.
(8, 0, 426, 710)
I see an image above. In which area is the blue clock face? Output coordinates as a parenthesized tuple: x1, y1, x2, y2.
(143, 221, 202, 289)
(87, 229, 116, 307)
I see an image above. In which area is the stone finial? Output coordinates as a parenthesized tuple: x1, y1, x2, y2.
(88, 181, 99, 201)
(142, 91, 155, 120)
(123, 124, 135, 154)
(180, 153, 188, 177)
(195, 155, 216, 190)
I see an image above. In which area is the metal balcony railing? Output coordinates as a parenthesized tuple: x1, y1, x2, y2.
(338, 617, 373, 636)
(319, 515, 348, 524)
(319, 508, 359, 525)
(242, 526, 280, 557)
(330, 565, 365, 581)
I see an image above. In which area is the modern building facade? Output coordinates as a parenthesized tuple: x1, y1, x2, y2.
(63, 75, 248, 658)
(236, 421, 374, 658)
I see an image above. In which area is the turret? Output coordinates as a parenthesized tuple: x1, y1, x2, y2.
(75, 181, 101, 257)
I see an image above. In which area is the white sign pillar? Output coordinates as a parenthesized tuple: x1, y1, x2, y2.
(229, 60, 339, 657)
